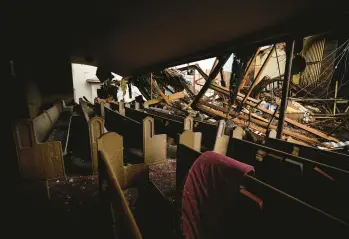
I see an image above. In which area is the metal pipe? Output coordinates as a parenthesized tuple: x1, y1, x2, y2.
(277, 40, 295, 139)
(191, 54, 231, 109)
(333, 80, 339, 116)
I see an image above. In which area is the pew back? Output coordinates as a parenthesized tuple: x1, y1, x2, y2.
(266, 138, 349, 171)
(98, 142, 143, 239)
(79, 98, 104, 174)
(177, 145, 349, 237)
(13, 101, 70, 180)
(104, 105, 167, 165)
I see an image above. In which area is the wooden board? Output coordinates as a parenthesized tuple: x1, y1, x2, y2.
(144, 91, 185, 106)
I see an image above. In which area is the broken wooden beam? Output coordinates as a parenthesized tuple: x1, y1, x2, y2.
(198, 104, 325, 146)
(151, 79, 170, 104)
(144, 91, 185, 106)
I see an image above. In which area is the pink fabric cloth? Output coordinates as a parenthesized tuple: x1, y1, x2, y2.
(181, 151, 254, 239)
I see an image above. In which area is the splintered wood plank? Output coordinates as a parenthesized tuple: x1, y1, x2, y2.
(151, 79, 170, 104)
(144, 91, 184, 106)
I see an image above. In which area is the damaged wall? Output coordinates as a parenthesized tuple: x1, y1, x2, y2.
(255, 46, 286, 80)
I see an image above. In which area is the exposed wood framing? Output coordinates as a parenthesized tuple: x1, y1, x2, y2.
(240, 45, 276, 106)
(238, 47, 261, 92)
(206, 83, 339, 142)
(198, 104, 325, 146)
(191, 54, 231, 109)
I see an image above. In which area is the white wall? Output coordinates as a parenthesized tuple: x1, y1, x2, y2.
(71, 63, 98, 103)
(71, 63, 143, 103)
(175, 55, 234, 73)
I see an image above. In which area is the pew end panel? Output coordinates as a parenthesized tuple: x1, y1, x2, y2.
(88, 117, 104, 175)
(98, 132, 126, 188)
(179, 116, 202, 152)
(143, 117, 167, 165)
(179, 131, 202, 152)
(98, 132, 149, 189)
(213, 120, 230, 155)
(14, 119, 66, 181)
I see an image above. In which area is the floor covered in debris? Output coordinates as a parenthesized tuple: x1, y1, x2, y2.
(10, 173, 175, 239)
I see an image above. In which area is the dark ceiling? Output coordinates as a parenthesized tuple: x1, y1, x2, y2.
(5, 1, 349, 76)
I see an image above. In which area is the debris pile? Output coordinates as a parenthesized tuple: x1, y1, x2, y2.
(96, 39, 349, 151)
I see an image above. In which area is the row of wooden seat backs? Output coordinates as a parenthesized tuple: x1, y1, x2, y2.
(104, 101, 233, 155)
(110, 102, 218, 150)
(175, 144, 349, 235)
(228, 138, 349, 183)
(96, 131, 349, 237)
(106, 101, 349, 168)
(112, 103, 203, 152)
(104, 105, 167, 165)
(101, 101, 348, 173)
(101, 101, 349, 177)
(116, 103, 208, 153)
(266, 138, 349, 171)
(13, 102, 65, 180)
(143, 105, 219, 150)
(109, 101, 349, 167)
(108, 102, 183, 141)
(227, 137, 349, 222)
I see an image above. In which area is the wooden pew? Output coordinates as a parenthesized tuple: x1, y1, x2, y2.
(110, 101, 206, 153)
(176, 144, 349, 237)
(78, 98, 104, 174)
(98, 132, 146, 239)
(103, 104, 167, 165)
(109, 102, 229, 152)
(109, 102, 184, 141)
(145, 106, 222, 151)
(266, 137, 349, 171)
(226, 137, 349, 223)
(13, 101, 72, 180)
